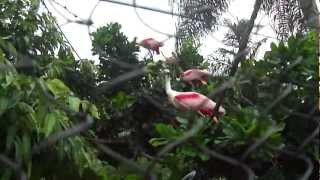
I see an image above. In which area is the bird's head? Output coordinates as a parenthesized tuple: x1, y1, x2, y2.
(158, 41, 164, 47)
(219, 106, 226, 116)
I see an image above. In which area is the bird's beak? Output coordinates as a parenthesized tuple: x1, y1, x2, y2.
(200, 80, 207, 85)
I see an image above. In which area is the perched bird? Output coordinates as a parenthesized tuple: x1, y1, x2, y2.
(180, 69, 210, 86)
(138, 38, 163, 55)
(165, 76, 225, 123)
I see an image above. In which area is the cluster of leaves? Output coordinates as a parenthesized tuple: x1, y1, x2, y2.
(236, 32, 319, 160)
(174, 0, 229, 44)
(0, 0, 113, 179)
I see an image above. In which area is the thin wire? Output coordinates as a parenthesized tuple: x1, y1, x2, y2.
(50, 0, 81, 19)
(99, 0, 278, 40)
(133, 0, 174, 38)
(48, 0, 93, 27)
(41, 0, 82, 60)
(27, 1, 319, 179)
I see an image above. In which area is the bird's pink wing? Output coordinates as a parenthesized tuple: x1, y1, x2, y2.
(174, 92, 209, 110)
(141, 38, 155, 47)
(183, 70, 193, 76)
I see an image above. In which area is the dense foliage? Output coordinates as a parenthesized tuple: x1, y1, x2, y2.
(0, 0, 318, 180)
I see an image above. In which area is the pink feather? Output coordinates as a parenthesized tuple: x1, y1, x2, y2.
(138, 38, 163, 55)
(180, 69, 210, 86)
(166, 76, 225, 123)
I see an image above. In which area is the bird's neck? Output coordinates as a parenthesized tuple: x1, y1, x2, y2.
(165, 76, 176, 96)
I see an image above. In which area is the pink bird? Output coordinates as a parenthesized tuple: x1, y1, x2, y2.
(138, 38, 164, 55)
(180, 69, 211, 86)
(165, 76, 226, 123)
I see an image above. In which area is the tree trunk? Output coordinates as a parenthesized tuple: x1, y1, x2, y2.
(214, 0, 263, 112)
(229, 0, 263, 76)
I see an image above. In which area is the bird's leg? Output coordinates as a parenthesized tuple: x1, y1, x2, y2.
(148, 50, 153, 59)
(197, 111, 206, 117)
(209, 112, 220, 124)
(198, 111, 219, 124)
(212, 116, 219, 124)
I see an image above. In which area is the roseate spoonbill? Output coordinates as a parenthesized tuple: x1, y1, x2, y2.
(180, 69, 210, 86)
(138, 38, 163, 55)
(165, 76, 225, 123)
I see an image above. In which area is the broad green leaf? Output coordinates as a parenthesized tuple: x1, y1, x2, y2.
(80, 100, 99, 118)
(68, 96, 81, 112)
(155, 123, 179, 138)
(44, 112, 58, 137)
(46, 79, 71, 97)
(89, 104, 100, 119)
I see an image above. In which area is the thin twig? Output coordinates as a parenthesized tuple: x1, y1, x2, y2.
(0, 154, 27, 180)
(94, 142, 157, 180)
(32, 116, 94, 154)
(194, 142, 255, 180)
(145, 120, 204, 176)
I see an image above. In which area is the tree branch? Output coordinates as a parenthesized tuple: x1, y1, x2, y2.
(214, 0, 263, 113)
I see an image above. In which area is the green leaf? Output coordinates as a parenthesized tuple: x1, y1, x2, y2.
(81, 100, 89, 111)
(149, 138, 169, 147)
(44, 112, 58, 137)
(89, 104, 100, 119)
(30, 0, 40, 11)
(3, 73, 15, 88)
(125, 174, 143, 180)
(199, 153, 209, 161)
(80, 100, 99, 119)
(180, 146, 197, 157)
(0, 97, 9, 116)
(22, 135, 31, 161)
(68, 96, 81, 112)
(176, 117, 188, 125)
(155, 123, 179, 138)
(46, 79, 71, 97)
(5, 126, 17, 152)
